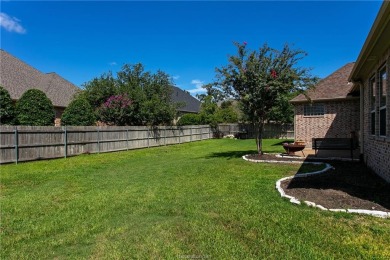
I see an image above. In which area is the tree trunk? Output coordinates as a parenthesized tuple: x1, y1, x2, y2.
(255, 120, 264, 155)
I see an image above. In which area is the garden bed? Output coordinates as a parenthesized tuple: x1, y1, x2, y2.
(245, 154, 390, 213)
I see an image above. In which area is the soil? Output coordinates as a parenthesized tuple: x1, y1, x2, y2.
(246, 154, 390, 212)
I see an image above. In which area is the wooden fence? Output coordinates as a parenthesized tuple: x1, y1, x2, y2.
(0, 123, 293, 164)
(217, 123, 294, 139)
(0, 125, 212, 164)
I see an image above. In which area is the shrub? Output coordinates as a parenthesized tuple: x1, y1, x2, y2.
(0, 86, 15, 125)
(177, 113, 201, 126)
(61, 95, 96, 126)
(16, 89, 55, 126)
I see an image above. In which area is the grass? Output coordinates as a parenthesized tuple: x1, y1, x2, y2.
(1, 139, 389, 259)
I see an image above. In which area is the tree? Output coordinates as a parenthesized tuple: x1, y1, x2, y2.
(82, 72, 117, 109)
(215, 101, 239, 123)
(16, 89, 55, 126)
(0, 86, 15, 125)
(140, 70, 177, 125)
(97, 94, 133, 126)
(198, 95, 219, 125)
(61, 95, 96, 126)
(196, 83, 225, 103)
(216, 42, 317, 154)
(267, 91, 299, 124)
(82, 63, 178, 126)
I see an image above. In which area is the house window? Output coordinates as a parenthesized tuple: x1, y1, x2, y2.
(370, 76, 376, 135)
(304, 104, 325, 116)
(379, 65, 387, 136)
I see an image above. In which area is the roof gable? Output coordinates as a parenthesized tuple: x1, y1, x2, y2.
(0, 50, 80, 107)
(291, 62, 355, 103)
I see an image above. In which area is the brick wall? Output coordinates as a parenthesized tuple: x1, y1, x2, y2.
(361, 51, 390, 182)
(294, 100, 360, 146)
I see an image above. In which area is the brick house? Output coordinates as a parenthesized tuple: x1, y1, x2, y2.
(349, 1, 390, 182)
(290, 63, 360, 147)
(0, 50, 80, 125)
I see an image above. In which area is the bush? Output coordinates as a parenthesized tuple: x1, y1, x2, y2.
(0, 86, 15, 125)
(16, 89, 55, 126)
(177, 113, 201, 126)
(61, 95, 96, 126)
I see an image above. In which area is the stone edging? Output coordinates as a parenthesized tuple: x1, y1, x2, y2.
(242, 154, 305, 164)
(242, 154, 390, 218)
(275, 172, 390, 219)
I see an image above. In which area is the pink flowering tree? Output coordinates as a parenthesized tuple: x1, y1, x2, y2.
(98, 94, 133, 125)
(216, 42, 318, 154)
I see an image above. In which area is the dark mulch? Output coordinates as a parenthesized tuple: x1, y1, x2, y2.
(246, 154, 390, 212)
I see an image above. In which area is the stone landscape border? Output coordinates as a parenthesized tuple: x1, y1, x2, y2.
(243, 154, 390, 219)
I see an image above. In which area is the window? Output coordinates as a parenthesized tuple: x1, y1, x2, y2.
(304, 104, 325, 116)
(379, 66, 387, 136)
(370, 76, 376, 135)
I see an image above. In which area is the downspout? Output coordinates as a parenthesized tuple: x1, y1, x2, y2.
(358, 81, 364, 161)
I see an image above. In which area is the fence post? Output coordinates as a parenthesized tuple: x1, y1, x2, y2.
(190, 126, 192, 142)
(179, 127, 181, 144)
(126, 128, 129, 151)
(14, 128, 19, 164)
(147, 128, 150, 148)
(164, 127, 167, 146)
(97, 128, 100, 153)
(64, 126, 68, 158)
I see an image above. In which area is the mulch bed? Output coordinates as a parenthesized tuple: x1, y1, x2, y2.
(246, 154, 390, 212)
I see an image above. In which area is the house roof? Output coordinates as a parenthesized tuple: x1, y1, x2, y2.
(290, 62, 356, 103)
(349, 1, 390, 83)
(171, 86, 201, 113)
(0, 49, 80, 108)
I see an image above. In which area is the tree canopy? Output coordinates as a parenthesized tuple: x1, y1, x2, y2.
(81, 63, 178, 126)
(215, 42, 317, 154)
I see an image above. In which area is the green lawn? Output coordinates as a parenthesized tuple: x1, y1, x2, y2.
(1, 139, 389, 259)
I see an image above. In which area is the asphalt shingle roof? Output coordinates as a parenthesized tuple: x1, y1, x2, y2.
(171, 86, 201, 113)
(0, 49, 80, 108)
(291, 62, 355, 103)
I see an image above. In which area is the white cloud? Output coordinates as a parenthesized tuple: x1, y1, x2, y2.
(109, 61, 117, 66)
(172, 75, 180, 80)
(188, 79, 206, 94)
(0, 12, 26, 34)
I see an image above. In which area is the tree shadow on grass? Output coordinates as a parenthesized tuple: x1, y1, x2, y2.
(205, 150, 257, 160)
(271, 140, 293, 146)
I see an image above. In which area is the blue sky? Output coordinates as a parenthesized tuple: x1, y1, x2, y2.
(1, 1, 383, 95)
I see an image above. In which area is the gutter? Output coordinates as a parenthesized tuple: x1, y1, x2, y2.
(351, 80, 365, 161)
(290, 96, 360, 104)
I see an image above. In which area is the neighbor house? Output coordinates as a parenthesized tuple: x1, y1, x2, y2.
(349, 1, 390, 182)
(0, 49, 80, 125)
(171, 86, 201, 122)
(290, 63, 360, 147)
